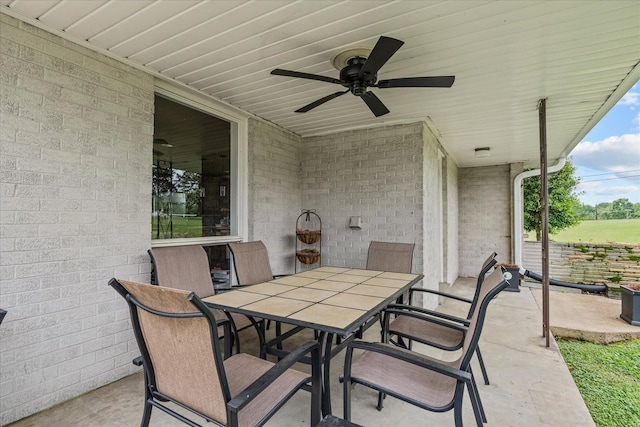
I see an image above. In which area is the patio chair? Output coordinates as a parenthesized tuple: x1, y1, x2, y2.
(227, 241, 287, 286)
(109, 278, 321, 427)
(148, 246, 262, 355)
(366, 241, 415, 273)
(362, 241, 415, 337)
(384, 252, 497, 385)
(227, 240, 288, 336)
(342, 267, 508, 427)
(0, 308, 6, 325)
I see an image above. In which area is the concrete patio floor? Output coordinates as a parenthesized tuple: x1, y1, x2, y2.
(7, 277, 600, 427)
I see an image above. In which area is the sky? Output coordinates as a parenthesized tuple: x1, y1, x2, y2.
(570, 81, 640, 206)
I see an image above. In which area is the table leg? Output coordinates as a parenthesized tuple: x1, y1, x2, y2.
(314, 331, 332, 416)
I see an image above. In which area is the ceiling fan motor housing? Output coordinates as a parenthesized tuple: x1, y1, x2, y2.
(340, 57, 376, 96)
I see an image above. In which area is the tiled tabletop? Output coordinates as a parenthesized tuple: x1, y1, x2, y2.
(203, 267, 422, 335)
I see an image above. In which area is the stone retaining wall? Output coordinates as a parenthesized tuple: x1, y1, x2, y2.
(523, 242, 640, 295)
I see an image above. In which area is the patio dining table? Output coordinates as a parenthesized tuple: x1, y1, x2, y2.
(202, 266, 423, 416)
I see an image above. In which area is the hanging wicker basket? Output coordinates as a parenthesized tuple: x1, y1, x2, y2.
(296, 249, 321, 265)
(296, 229, 321, 244)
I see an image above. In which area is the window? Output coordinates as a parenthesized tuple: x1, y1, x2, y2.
(152, 94, 233, 240)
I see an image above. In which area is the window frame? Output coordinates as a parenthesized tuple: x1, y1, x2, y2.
(151, 80, 249, 248)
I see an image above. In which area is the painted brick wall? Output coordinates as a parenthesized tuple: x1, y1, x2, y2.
(421, 123, 443, 308)
(446, 153, 460, 284)
(247, 118, 301, 274)
(0, 15, 153, 425)
(458, 164, 512, 276)
(300, 122, 457, 307)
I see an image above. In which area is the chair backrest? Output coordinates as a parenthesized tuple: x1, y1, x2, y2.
(466, 252, 498, 319)
(148, 246, 215, 297)
(109, 278, 230, 424)
(459, 267, 508, 370)
(366, 241, 415, 273)
(228, 241, 274, 286)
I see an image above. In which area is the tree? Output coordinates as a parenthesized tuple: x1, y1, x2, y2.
(523, 159, 582, 240)
(173, 170, 202, 215)
(575, 203, 595, 220)
(609, 198, 634, 219)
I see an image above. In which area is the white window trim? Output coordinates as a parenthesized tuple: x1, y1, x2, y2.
(152, 80, 249, 248)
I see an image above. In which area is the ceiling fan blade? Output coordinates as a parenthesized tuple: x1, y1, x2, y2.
(359, 36, 404, 77)
(295, 90, 349, 113)
(377, 76, 455, 88)
(361, 92, 390, 117)
(271, 69, 343, 85)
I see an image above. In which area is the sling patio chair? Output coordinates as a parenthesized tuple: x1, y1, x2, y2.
(227, 241, 287, 288)
(109, 278, 321, 427)
(342, 267, 508, 427)
(366, 241, 415, 274)
(149, 246, 262, 355)
(384, 252, 498, 385)
(227, 240, 293, 353)
(361, 241, 415, 337)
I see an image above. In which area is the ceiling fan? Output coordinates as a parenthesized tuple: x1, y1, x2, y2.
(271, 36, 455, 117)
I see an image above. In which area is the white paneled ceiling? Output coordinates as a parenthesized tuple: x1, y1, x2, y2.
(2, 1, 639, 167)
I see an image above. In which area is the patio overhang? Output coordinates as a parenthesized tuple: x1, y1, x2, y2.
(2, 1, 638, 168)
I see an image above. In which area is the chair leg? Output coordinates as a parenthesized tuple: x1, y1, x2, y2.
(140, 399, 153, 427)
(343, 383, 352, 421)
(476, 345, 490, 385)
(453, 391, 465, 427)
(141, 371, 153, 427)
(376, 392, 385, 410)
(467, 375, 486, 426)
(469, 367, 487, 423)
(343, 348, 353, 421)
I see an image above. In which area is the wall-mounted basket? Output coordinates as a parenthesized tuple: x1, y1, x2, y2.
(296, 248, 321, 265)
(296, 229, 321, 244)
(295, 210, 321, 272)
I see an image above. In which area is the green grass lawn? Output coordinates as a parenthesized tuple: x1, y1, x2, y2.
(556, 338, 640, 427)
(152, 215, 203, 239)
(526, 219, 640, 244)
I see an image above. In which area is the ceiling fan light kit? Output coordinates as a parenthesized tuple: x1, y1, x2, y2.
(271, 36, 455, 117)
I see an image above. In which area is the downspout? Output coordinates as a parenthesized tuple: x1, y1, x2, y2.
(513, 157, 566, 267)
(513, 157, 608, 293)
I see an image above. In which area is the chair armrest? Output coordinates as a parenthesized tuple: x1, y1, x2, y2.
(386, 304, 470, 326)
(409, 288, 473, 304)
(384, 307, 468, 333)
(348, 341, 471, 383)
(227, 340, 320, 413)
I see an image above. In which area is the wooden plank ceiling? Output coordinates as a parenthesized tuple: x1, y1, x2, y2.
(2, 0, 639, 167)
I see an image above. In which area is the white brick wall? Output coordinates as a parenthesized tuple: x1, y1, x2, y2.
(301, 123, 425, 273)
(0, 15, 153, 425)
(247, 119, 302, 274)
(458, 164, 512, 276)
(299, 122, 459, 308)
(446, 153, 460, 284)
